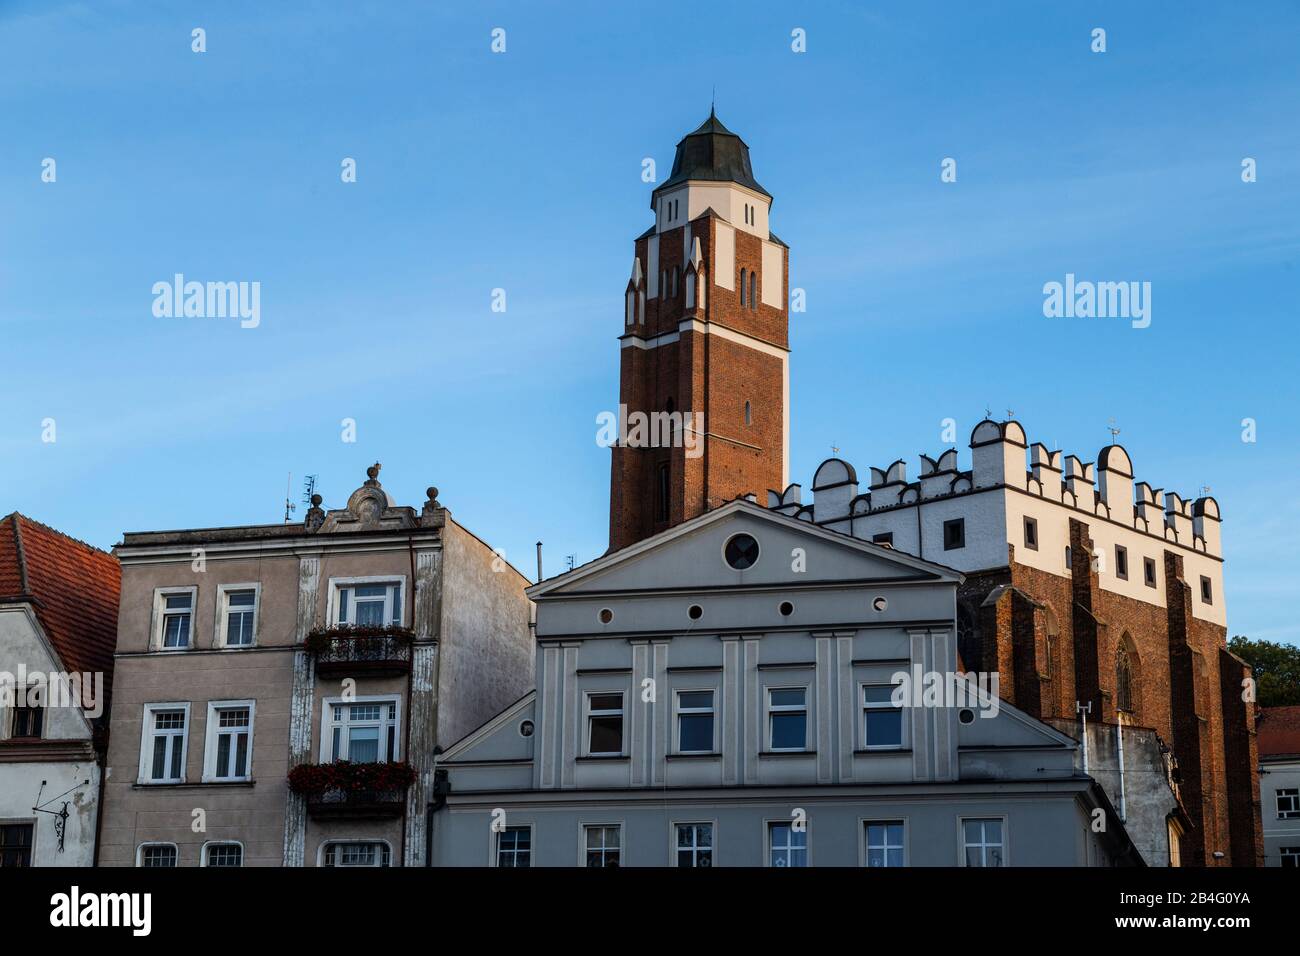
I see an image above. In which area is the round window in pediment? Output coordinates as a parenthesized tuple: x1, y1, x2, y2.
(723, 533, 760, 571)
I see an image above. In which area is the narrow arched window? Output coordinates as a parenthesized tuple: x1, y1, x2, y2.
(744, 401, 752, 426)
(1116, 643, 1134, 714)
(749, 271, 757, 310)
(739, 269, 747, 307)
(672, 267, 680, 297)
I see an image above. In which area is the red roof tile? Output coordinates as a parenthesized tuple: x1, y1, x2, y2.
(1257, 705, 1300, 759)
(0, 514, 120, 709)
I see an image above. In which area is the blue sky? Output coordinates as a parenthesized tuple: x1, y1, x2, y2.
(2, 1, 1297, 643)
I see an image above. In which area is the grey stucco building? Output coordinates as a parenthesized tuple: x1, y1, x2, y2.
(430, 500, 1141, 867)
(99, 464, 533, 867)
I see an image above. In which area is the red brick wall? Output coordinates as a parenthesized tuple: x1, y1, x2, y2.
(610, 213, 787, 551)
(955, 524, 1259, 866)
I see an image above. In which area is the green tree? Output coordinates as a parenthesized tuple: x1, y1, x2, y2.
(1228, 635, 1300, 707)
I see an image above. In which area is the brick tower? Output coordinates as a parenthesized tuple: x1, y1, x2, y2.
(608, 111, 790, 551)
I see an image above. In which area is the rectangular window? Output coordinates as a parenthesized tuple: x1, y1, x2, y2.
(141, 704, 189, 783)
(204, 843, 242, 867)
(1277, 788, 1300, 819)
(221, 588, 257, 646)
(1022, 516, 1038, 551)
(768, 687, 807, 751)
(496, 827, 532, 868)
(1144, 557, 1157, 588)
(864, 821, 905, 868)
(586, 693, 624, 756)
(0, 824, 33, 867)
(322, 842, 390, 867)
(962, 818, 1005, 867)
(1200, 576, 1213, 604)
(675, 823, 713, 868)
(205, 702, 253, 781)
(768, 822, 807, 868)
(11, 700, 43, 739)
(324, 698, 400, 763)
(336, 581, 403, 627)
(139, 844, 177, 868)
(160, 592, 193, 648)
(872, 532, 893, 547)
(1115, 545, 1128, 580)
(676, 690, 715, 753)
(862, 685, 903, 749)
(1281, 847, 1300, 868)
(584, 825, 621, 868)
(656, 463, 670, 523)
(943, 518, 965, 551)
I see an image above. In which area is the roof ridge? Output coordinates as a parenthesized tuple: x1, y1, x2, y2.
(10, 512, 113, 558)
(7, 513, 30, 594)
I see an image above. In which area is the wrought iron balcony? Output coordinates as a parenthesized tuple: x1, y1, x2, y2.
(304, 625, 414, 677)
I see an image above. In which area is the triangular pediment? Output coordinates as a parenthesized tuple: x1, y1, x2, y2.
(530, 501, 960, 599)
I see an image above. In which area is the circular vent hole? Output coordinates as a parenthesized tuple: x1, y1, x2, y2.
(688, 604, 703, 620)
(872, 597, 888, 612)
(519, 720, 535, 737)
(959, 709, 976, 725)
(598, 608, 614, 625)
(779, 601, 794, 617)
(723, 533, 760, 570)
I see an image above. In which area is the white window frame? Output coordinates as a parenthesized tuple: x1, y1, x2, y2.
(672, 821, 716, 868)
(584, 691, 625, 757)
(580, 822, 623, 868)
(202, 699, 255, 782)
(214, 583, 260, 648)
(136, 842, 179, 867)
(319, 695, 401, 763)
(1281, 846, 1300, 867)
(673, 689, 717, 754)
(493, 825, 533, 868)
(861, 683, 905, 750)
(959, 815, 1008, 867)
(1277, 788, 1300, 819)
(318, 840, 392, 867)
(766, 685, 809, 752)
(328, 575, 407, 627)
(860, 819, 907, 867)
(151, 586, 198, 651)
(137, 702, 191, 784)
(765, 818, 809, 868)
(200, 840, 244, 867)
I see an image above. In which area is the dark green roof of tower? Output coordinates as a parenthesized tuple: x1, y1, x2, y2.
(651, 110, 770, 205)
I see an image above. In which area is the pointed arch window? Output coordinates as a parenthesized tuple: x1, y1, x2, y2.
(739, 269, 747, 307)
(1116, 640, 1135, 715)
(749, 271, 757, 310)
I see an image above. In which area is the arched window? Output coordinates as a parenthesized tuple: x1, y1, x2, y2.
(1116, 636, 1136, 715)
(739, 269, 747, 307)
(749, 271, 757, 310)
(744, 401, 752, 426)
(672, 267, 680, 297)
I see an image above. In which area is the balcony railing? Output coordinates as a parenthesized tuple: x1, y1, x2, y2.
(304, 625, 415, 677)
(288, 760, 416, 820)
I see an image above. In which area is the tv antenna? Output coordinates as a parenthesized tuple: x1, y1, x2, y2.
(284, 473, 295, 523)
(1107, 418, 1121, 445)
(302, 474, 319, 506)
(565, 554, 577, 572)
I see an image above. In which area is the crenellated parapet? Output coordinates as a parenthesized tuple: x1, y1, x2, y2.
(795, 418, 1222, 559)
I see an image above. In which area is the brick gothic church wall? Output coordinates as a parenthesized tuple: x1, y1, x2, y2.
(955, 527, 1262, 866)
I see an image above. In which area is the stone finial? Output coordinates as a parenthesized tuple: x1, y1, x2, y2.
(304, 493, 326, 532)
(365, 462, 382, 485)
(423, 486, 441, 514)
